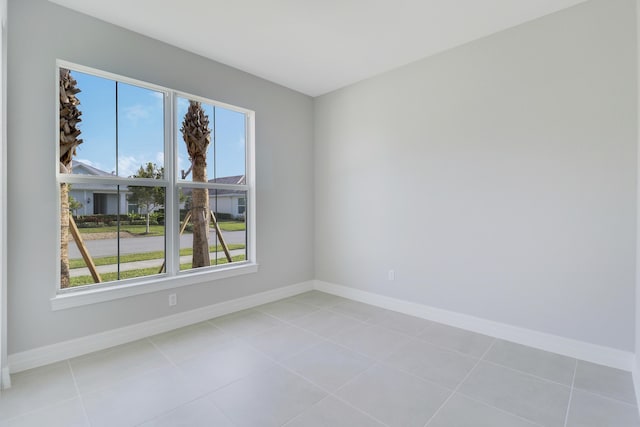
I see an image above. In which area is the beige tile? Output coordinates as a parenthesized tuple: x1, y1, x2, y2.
(242, 324, 322, 361)
(573, 361, 637, 404)
(255, 299, 321, 321)
(139, 394, 234, 427)
(69, 339, 171, 394)
(484, 340, 576, 385)
(458, 361, 570, 426)
(289, 309, 364, 338)
(336, 364, 450, 427)
(287, 291, 349, 308)
(367, 309, 432, 336)
(148, 321, 233, 363)
(211, 365, 326, 427)
(384, 338, 477, 389)
(330, 300, 389, 322)
(330, 322, 410, 360)
(0, 362, 77, 421)
(82, 366, 202, 427)
(211, 309, 284, 337)
(419, 322, 494, 357)
(566, 389, 640, 427)
(176, 340, 277, 394)
(283, 340, 374, 391)
(285, 396, 385, 427)
(427, 393, 538, 427)
(4, 398, 88, 427)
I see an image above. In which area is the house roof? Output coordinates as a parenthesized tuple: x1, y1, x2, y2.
(181, 175, 246, 198)
(209, 175, 245, 186)
(70, 160, 130, 192)
(72, 160, 114, 176)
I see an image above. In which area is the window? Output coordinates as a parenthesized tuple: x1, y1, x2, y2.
(237, 197, 246, 216)
(57, 62, 254, 294)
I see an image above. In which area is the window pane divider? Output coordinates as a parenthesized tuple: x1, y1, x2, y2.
(59, 175, 168, 187)
(177, 181, 247, 191)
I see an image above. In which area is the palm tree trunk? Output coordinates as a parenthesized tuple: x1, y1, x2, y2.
(181, 100, 211, 268)
(60, 183, 70, 288)
(191, 156, 210, 267)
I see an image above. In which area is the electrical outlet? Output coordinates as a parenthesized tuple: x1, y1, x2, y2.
(168, 293, 177, 306)
(388, 270, 395, 281)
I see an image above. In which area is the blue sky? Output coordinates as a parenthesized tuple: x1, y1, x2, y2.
(72, 70, 246, 180)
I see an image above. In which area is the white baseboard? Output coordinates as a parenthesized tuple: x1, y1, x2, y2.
(314, 280, 635, 371)
(8, 281, 313, 374)
(1, 365, 10, 389)
(7, 279, 635, 375)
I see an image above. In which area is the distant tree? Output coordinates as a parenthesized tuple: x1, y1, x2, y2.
(68, 193, 83, 216)
(181, 101, 211, 268)
(128, 162, 165, 233)
(59, 69, 83, 288)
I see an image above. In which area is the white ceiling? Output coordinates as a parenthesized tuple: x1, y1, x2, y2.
(49, 0, 588, 97)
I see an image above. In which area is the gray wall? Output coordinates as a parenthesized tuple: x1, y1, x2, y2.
(7, 0, 314, 353)
(636, 0, 640, 378)
(315, 0, 637, 351)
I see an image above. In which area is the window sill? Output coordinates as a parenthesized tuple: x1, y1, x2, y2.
(50, 263, 259, 311)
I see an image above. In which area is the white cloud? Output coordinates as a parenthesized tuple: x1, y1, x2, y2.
(118, 156, 143, 178)
(124, 104, 151, 124)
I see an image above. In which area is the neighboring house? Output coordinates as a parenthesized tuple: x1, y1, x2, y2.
(209, 175, 246, 220)
(71, 160, 245, 218)
(181, 175, 246, 220)
(69, 160, 129, 215)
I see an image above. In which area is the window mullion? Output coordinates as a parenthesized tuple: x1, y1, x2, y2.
(165, 91, 177, 277)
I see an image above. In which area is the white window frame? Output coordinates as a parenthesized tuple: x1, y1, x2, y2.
(51, 61, 257, 310)
(0, 0, 8, 390)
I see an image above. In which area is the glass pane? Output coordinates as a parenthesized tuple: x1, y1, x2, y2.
(117, 82, 165, 178)
(176, 98, 246, 182)
(177, 97, 214, 182)
(62, 184, 166, 288)
(210, 189, 247, 267)
(69, 70, 117, 175)
(63, 70, 165, 179)
(178, 187, 247, 272)
(213, 106, 246, 180)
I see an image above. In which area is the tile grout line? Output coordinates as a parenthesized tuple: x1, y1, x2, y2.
(324, 299, 640, 409)
(16, 293, 630, 427)
(423, 338, 497, 427)
(481, 359, 573, 389)
(255, 342, 392, 427)
(451, 392, 546, 427)
(145, 337, 179, 368)
(280, 395, 333, 427)
(279, 394, 387, 427)
(67, 359, 92, 427)
(249, 295, 578, 426)
(563, 359, 578, 427)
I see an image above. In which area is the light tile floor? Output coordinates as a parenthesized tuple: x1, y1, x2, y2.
(1, 291, 638, 427)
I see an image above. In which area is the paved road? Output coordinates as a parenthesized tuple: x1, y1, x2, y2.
(69, 230, 246, 258)
(69, 249, 247, 277)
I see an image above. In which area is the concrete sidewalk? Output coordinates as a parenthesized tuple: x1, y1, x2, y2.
(69, 249, 246, 277)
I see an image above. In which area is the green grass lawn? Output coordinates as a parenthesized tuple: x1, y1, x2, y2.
(77, 221, 245, 235)
(78, 224, 165, 236)
(69, 254, 246, 287)
(217, 221, 246, 232)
